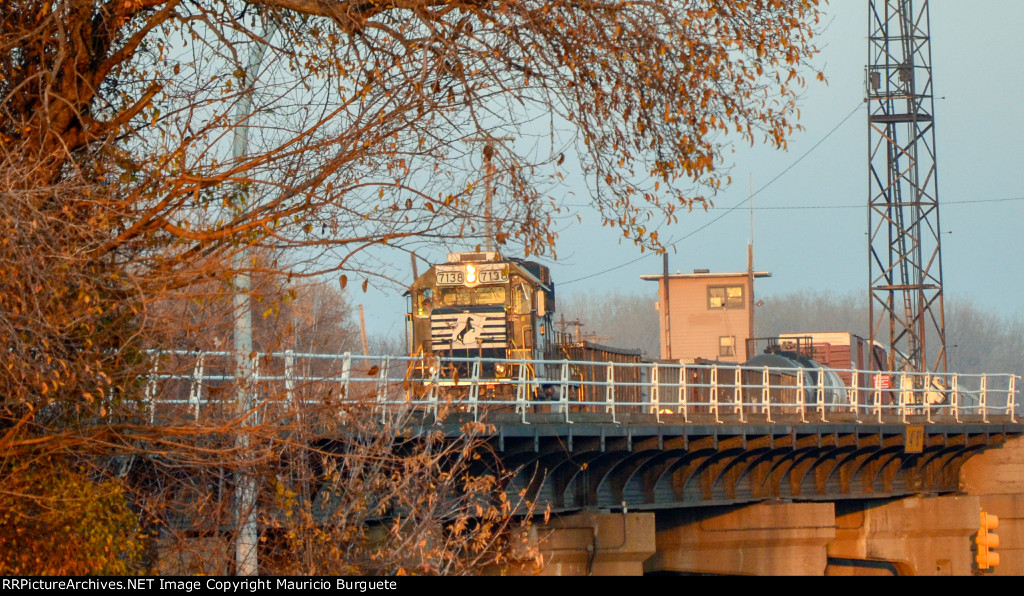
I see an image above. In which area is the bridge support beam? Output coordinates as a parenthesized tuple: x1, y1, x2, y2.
(826, 496, 980, 576)
(529, 511, 657, 576)
(644, 502, 836, 575)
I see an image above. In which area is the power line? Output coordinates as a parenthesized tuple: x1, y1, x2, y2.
(667, 101, 864, 244)
(561, 193, 1024, 284)
(561, 194, 1024, 211)
(561, 248, 653, 285)
(562, 102, 864, 285)
(742, 195, 1024, 210)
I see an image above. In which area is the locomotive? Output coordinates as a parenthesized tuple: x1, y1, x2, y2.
(406, 251, 675, 406)
(406, 251, 559, 383)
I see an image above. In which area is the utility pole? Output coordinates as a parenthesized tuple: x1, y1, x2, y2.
(866, 0, 947, 374)
(231, 18, 278, 577)
(747, 175, 755, 361)
(359, 304, 369, 356)
(466, 136, 513, 252)
(662, 253, 672, 360)
(556, 314, 585, 343)
(482, 143, 496, 252)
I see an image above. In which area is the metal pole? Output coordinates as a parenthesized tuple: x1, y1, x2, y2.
(748, 175, 755, 360)
(747, 243, 754, 361)
(466, 136, 513, 251)
(359, 304, 369, 356)
(232, 18, 278, 577)
(663, 253, 672, 360)
(483, 144, 494, 252)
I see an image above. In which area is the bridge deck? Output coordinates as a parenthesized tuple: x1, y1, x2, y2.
(144, 350, 1022, 511)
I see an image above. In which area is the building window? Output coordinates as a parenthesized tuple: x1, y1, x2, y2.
(719, 336, 736, 358)
(708, 285, 744, 310)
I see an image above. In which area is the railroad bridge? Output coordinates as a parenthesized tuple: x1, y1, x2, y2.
(150, 351, 1024, 575)
(462, 416, 1013, 511)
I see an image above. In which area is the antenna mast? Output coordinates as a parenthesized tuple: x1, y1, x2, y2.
(867, 0, 947, 373)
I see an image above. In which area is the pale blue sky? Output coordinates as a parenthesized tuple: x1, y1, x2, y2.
(361, 2, 1024, 343)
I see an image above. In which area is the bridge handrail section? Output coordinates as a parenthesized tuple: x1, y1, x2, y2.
(144, 351, 1018, 425)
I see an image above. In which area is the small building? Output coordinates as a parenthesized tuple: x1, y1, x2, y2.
(641, 269, 770, 362)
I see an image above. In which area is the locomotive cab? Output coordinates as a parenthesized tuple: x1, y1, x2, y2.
(407, 251, 556, 385)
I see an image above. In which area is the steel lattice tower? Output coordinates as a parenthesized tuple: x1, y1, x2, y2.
(867, 0, 947, 374)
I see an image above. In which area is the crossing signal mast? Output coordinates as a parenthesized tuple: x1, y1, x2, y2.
(867, 0, 948, 374)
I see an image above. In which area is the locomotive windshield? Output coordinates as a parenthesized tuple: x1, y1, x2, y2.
(476, 286, 506, 305)
(436, 285, 507, 307)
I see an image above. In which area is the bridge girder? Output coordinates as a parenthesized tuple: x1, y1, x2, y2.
(467, 421, 1018, 512)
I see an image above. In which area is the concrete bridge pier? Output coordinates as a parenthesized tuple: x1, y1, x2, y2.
(529, 511, 657, 576)
(532, 495, 1006, 575)
(826, 496, 980, 575)
(644, 502, 835, 575)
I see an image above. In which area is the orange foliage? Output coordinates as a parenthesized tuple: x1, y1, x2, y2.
(1, 0, 823, 575)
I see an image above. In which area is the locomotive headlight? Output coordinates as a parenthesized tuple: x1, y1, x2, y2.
(495, 363, 507, 377)
(465, 264, 477, 284)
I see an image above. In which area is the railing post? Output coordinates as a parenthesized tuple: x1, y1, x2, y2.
(145, 359, 159, 424)
(250, 355, 261, 425)
(605, 362, 618, 424)
(188, 351, 205, 421)
(651, 363, 661, 422)
(679, 363, 689, 422)
(560, 360, 573, 424)
(797, 367, 806, 423)
(427, 358, 441, 422)
(816, 368, 826, 422)
(284, 350, 295, 412)
(735, 367, 745, 423)
(850, 369, 859, 418)
(340, 352, 352, 403)
(873, 374, 883, 423)
(924, 373, 933, 424)
(468, 358, 482, 422)
(952, 374, 960, 424)
(898, 372, 909, 424)
(981, 374, 989, 423)
(376, 356, 390, 423)
(762, 366, 773, 423)
(711, 365, 720, 424)
(1010, 375, 1018, 423)
(516, 360, 530, 424)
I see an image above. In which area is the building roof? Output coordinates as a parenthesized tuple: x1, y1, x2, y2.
(640, 271, 771, 281)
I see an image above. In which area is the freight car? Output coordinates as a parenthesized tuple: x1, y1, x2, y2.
(744, 337, 849, 410)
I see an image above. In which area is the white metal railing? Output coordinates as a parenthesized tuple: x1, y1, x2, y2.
(143, 351, 1019, 426)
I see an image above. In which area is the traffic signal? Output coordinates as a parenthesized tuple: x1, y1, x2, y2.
(976, 511, 1000, 571)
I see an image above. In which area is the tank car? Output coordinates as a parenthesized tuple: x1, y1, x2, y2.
(744, 336, 849, 410)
